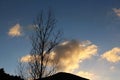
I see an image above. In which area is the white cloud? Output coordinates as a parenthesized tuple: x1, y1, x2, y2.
(77, 71, 97, 80)
(21, 40, 98, 73)
(8, 23, 22, 37)
(113, 8, 120, 17)
(110, 66, 115, 71)
(101, 47, 120, 63)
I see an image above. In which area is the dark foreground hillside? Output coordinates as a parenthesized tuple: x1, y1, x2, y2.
(0, 68, 23, 80)
(39, 72, 89, 80)
(0, 68, 89, 80)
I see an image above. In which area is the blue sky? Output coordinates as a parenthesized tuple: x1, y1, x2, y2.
(0, 0, 120, 80)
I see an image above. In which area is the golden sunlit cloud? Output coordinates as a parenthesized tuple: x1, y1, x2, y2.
(8, 23, 22, 37)
(21, 40, 98, 73)
(101, 47, 120, 63)
(20, 54, 41, 63)
(113, 8, 120, 17)
(20, 55, 32, 62)
(49, 40, 97, 72)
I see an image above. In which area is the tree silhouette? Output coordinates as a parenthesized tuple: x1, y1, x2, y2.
(18, 10, 62, 80)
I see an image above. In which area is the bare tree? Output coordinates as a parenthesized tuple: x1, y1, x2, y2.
(17, 62, 26, 79)
(17, 60, 30, 80)
(27, 10, 62, 80)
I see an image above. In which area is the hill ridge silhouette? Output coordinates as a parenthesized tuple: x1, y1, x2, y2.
(0, 68, 89, 80)
(39, 72, 89, 80)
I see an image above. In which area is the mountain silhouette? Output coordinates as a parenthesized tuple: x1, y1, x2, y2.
(38, 72, 89, 80)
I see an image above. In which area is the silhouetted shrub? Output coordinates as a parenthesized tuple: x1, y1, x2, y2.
(0, 68, 24, 80)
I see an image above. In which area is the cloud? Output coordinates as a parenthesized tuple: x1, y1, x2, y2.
(8, 23, 22, 37)
(20, 55, 32, 62)
(53, 40, 98, 72)
(77, 71, 98, 80)
(113, 8, 120, 17)
(101, 47, 120, 63)
(21, 40, 98, 73)
(110, 66, 115, 71)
